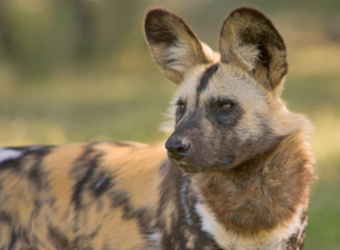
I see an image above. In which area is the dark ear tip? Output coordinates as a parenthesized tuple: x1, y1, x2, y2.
(228, 6, 266, 19)
(222, 6, 285, 51)
(221, 7, 271, 34)
(145, 8, 171, 24)
(144, 8, 180, 45)
(146, 7, 169, 15)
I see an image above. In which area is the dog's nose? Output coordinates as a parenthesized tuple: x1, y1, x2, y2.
(165, 137, 190, 161)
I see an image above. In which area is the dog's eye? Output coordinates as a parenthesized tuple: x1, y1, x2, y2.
(175, 101, 186, 123)
(179, 104, 186, 111)
(221, 103, 232, 111)
(176, 100, 186, 112)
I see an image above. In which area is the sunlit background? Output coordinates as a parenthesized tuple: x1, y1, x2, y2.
(0, 0, 339, 248)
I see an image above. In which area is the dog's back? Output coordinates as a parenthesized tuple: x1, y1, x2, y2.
(0, 143, 167, 249)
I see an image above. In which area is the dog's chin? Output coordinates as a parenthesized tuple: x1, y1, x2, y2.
(169, 156, 235, 173)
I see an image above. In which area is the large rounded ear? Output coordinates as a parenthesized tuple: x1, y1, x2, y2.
(144, 8, 214, 84)
(219, 7, 287, 91)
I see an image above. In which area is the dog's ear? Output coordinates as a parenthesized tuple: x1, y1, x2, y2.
(219, 7, 287, 91)
(144, 8, 214, 84)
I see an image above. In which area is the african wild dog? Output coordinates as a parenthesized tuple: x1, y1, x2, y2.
(0, 7, 315, 250)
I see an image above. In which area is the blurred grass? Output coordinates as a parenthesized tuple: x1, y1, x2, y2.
(0, 1, 340, 249)
(0, 65, 176, 144)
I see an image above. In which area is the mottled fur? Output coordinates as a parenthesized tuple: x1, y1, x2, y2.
(0, 7, 314, 250)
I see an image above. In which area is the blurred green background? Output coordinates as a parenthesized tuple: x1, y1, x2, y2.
(0, 0, 339, 249)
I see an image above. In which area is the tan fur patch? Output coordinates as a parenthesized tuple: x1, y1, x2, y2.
(43, 144, 86, 214)
(97, 143, 166, 212)
(96, 206, 146, 249)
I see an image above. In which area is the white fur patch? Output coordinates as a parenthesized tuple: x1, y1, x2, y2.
(166, 43, 196, 73)
(236, 44, 259, 71)
(147, 231, 162, 244)
(180, 178, 193, 226)
(0, 148, 23, 164)
(196, 202, 304, 250)
(145, 231, 162, 250)
(148, 232, 162, 241)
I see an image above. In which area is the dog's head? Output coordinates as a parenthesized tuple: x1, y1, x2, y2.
(145, 7, 293, 173)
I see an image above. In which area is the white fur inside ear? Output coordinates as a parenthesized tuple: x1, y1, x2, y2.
(235, 43, 259, 71)
(165, 40, 218, 75)
(166, 42, 197, 73)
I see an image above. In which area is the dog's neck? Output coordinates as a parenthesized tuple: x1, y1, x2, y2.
(191, 130, 315, 237)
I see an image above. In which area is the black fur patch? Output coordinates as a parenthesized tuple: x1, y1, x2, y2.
(31, 199, 43, 219)
(49, 225, 73, 250)
(145, 10, 178, 45)
(49, 225, 97, 250)
(196, 63, 219, 106)
(8, 231, 17, 250)
(0, 156, 22, 173)
(161, 233, 173, 250)
(0, 211, 12, 224)
(27, 147, 52, 189)
(71, 146, 101, 210)
(111, 191, 134, 219)
(206, 96, 244, 128)
(17, 227, 31, 247)
(145, 9, 197, 46)
(110, 190, 152, 235)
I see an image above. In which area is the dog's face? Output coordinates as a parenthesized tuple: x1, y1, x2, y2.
(165, 63, 276, 173)
(145, 7, 288, 173)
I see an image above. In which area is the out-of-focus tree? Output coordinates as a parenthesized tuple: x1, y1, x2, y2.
(51, 0, 144, 63)
(0, 1, 13, 59)
(0, 0, 145, 80)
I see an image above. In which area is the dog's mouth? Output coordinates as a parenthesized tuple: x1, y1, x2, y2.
(169, 156, 235, 173)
